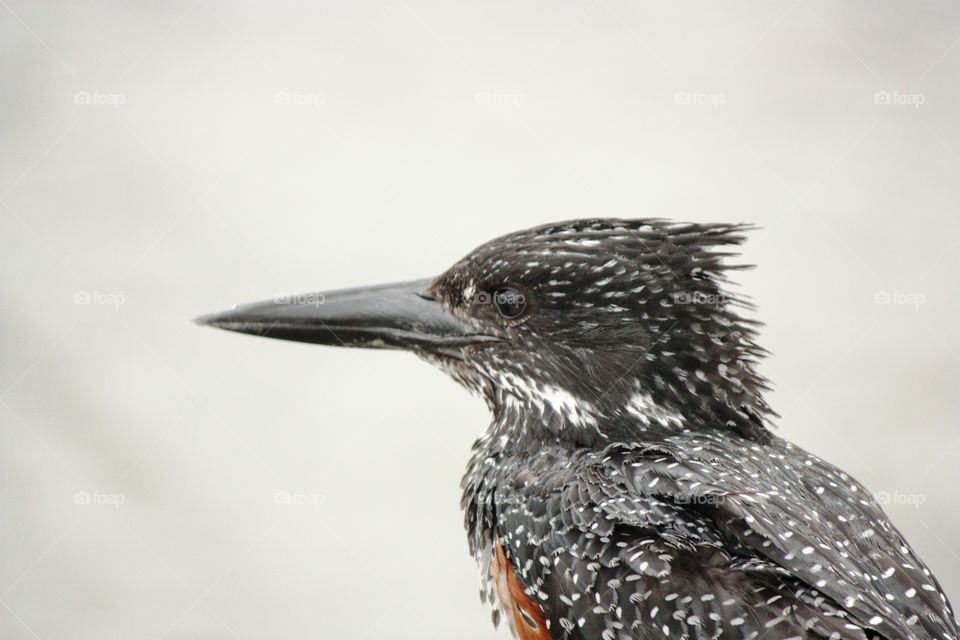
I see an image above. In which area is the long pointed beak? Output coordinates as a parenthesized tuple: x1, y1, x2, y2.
(195, 278, 496, 357)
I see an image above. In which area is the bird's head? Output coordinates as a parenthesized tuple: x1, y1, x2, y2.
(198, 219, 773, 446)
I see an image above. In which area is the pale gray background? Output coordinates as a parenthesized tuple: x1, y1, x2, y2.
(1, 2, 959, 638)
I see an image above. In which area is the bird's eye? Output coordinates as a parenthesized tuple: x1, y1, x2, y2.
(493, 288, 526, 319)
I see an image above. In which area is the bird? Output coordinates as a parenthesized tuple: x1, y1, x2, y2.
(197, 218, 958, 640)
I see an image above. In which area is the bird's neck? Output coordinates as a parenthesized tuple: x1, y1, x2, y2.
(477, 380, 771, 455)
(461, 381, 768, 557)
(480, 385, 684, 453)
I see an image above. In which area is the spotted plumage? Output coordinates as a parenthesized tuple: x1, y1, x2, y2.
(199, 218, 958, 639)
(430, 220, 957, 639)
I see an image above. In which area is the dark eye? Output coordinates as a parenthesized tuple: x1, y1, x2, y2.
(493, 288, 526, 319)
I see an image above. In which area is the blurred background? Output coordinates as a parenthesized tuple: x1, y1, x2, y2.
(2, 1, 959, 638)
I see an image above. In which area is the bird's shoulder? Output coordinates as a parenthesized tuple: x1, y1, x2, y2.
(484, 433, 957, 640)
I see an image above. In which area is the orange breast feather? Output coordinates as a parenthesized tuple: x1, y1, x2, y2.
(492, 541, 550, 640)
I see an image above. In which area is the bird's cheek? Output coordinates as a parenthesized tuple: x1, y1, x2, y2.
(461, 341, 505, 362)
